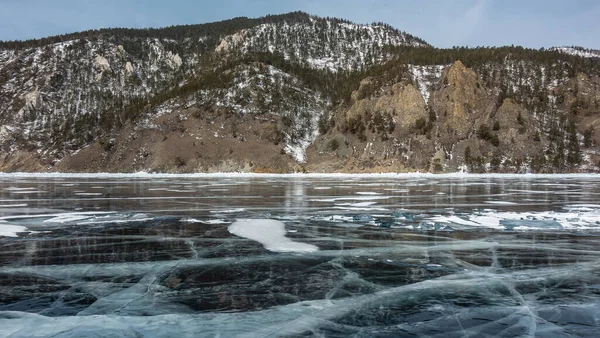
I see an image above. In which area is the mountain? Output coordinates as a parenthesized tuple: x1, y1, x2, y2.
(0, 12, 599, 173)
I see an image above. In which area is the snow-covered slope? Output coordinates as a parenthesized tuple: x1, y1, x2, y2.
(0, 12, 429, 164)
(208, 63, 328, 163)
(408, 64, 446, 104)
(216, 18, 429, 71)
(143, 63, 329, 163)
(551, 46, 600, 59)
(0, 38, 192, 158)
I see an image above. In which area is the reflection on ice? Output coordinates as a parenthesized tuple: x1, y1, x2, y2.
(1, 174, 600, 337)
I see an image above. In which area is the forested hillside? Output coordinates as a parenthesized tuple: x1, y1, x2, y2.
(0, 12, 599, 173)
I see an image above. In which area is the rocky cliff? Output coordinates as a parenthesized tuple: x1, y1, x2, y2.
(309, 57, 600, 173)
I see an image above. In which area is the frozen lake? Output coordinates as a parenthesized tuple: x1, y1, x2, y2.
(1, 173, 600, 337)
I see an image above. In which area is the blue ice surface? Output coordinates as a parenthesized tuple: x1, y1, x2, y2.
(352, 214, 374, 222)
(392, 211, 415, 221)
(375, 220, 394, 228)
(500, 219, 563, 230)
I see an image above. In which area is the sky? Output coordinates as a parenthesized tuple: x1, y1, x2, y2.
(0, 0, 598, 49)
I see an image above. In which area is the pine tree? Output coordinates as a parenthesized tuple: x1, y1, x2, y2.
(566, 120, 581, 166)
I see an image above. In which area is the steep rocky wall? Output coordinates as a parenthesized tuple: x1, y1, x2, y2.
(310, 60, 600, 173)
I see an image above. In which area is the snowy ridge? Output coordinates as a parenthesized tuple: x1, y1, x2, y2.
(551, 46, 600, 59)
(216, 19, 429, 71)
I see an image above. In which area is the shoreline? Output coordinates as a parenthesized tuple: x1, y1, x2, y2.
(0, 172, 599, 179)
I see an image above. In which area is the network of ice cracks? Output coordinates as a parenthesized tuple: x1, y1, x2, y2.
(0, 173, 599, 337)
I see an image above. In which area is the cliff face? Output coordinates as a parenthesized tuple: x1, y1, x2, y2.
(346, 81, 427, 132)
(308, 60, 600, 173)
(1, 13, 599, 173)
(433, 60, 490, 140)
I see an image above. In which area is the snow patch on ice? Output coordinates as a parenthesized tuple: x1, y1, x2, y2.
(313, 215, 356, 223)
(334, 206, 389, 212)
(0, 221, 30, 237)
(468, 209, 600, 231)
(10, 190, 45, 194)
(336, 201, 378, 207)
(74, 192, 103, 196)
(4, 187, 37, 191)
(211, 208, 246, 214)
(43, 214, 94, 224)
(311, 196, 390, 202)
(467, 215, 504, 229)
(484, 201, 517, 205)
(228, 219, 318, 252)
(181, 218, 229, 224)
(428, 215, 481, 227)
(0, 211, 115, 222)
